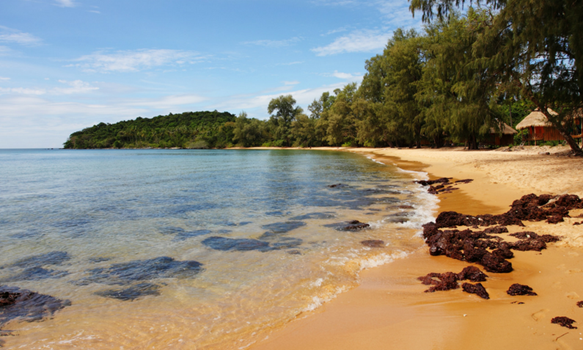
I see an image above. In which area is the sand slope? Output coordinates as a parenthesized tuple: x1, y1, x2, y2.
(250, 146, 583, 350)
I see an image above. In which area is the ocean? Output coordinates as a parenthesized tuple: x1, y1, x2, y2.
(0, 149, 437, 349)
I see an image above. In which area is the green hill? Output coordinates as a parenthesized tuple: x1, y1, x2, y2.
(64, 111, 237, 149)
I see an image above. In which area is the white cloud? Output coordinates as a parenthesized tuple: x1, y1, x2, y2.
(0, 26, 42, 46)
(54, 0, 76, 8)
(70, 49, 208, 73)
(0, 87, 46, 95)
(312, 29, 391, 56)
(0, 77, 10, 81)
(53, 80, 99, 94)
(242, 37, 302, 48)
(328, 70, 363, 81)
(0, 80, 99, 96)
(277, 61, 304, 66)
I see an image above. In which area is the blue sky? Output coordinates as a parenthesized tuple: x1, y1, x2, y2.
(0, 0, 422, 148)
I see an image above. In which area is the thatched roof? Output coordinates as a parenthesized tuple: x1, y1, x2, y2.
(516, 108, 557, 130)
(489, 122, 517, 135)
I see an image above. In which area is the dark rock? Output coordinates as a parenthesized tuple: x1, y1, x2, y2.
(512, 239, 547, 251)
(361, 240, 385, 248)
(74, 257, 203, 286)
(202, 236, 272, 252)
(546, 215, 564, 224)
(462, 282, 490, 299)
(415, 178, 451, 187)
(456, 266, 488, 282)
(328, 183, 346, 188)
(325, 220, 370, 231)
(455, 179, 474, 184)
(0, 286, 71, 328)
(481, 252, 513, 273)
(551, 316, 577, 329)
(483, 226, 509, 234)
(507, 283, 537, 296)
(577, 301, 582, 308)
(574, 222, 583, 225)
(418, 272, 459, 292)
(95, 283, 161, 301)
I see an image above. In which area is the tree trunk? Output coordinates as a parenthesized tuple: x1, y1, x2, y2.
(540, 109, 583, 157)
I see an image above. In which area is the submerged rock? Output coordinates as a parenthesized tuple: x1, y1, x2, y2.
(261, 221, 306, 234)
(1, 267, 69, 282)
(290, 212, 336, 220)
(74, 257, 203, 286)
(0, 286, 71, 328)
(7, 251, 71, 269)
(95, 283, 161, 301)
(202, 236, 271, 252)
(361, 240, 385, 248)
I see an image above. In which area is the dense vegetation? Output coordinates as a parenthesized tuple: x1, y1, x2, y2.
(64, 111, 236, 149)
(65, 0, 582, 155)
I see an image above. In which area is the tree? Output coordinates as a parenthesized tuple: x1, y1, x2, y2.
(267, 95, 304, 146)
(410, 0, 583, 155)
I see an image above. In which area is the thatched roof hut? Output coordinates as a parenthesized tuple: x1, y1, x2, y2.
(485, 122, 516, 146)
(490, 122, 517, 135)
(515, 108, 557, 130)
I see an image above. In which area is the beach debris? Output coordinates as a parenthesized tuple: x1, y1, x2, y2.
(361, 240, 385, 248)
(574, 221, 583, 225)
(577, 301, 582, 308)
(551, 316, 577, 329)
(507, 284, 537, 296)
(462, 282, 490, 299)
(0, 286, 71, 328)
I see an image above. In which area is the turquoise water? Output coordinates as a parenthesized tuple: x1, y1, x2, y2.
(0, 149, 436, 349)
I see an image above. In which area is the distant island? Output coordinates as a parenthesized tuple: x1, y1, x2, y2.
(64, 111, 237, 149)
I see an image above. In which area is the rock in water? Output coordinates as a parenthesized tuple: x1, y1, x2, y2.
(0, 286, 71, 328)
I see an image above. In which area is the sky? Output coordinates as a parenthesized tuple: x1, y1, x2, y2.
(0, 0, 423, 148)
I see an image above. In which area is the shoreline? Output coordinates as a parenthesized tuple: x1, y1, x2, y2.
(249, 146, 583, 350)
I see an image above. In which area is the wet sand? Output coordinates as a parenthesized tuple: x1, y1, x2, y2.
(250, 146, 583, 350)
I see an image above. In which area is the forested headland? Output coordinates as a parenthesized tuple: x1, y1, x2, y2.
(65, 0, 582, 155)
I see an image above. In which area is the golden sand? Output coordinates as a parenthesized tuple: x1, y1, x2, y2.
(250, 146, 583, 350)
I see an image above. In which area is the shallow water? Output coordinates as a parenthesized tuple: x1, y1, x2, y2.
(0, 149, 437, 349)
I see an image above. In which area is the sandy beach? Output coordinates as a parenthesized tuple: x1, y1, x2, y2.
(250, 146, 583, 350)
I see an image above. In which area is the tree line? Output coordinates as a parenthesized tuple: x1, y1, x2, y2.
(65, 0, 582, 155)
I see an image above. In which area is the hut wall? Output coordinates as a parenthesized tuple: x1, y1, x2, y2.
(528, 126, 563, 141)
